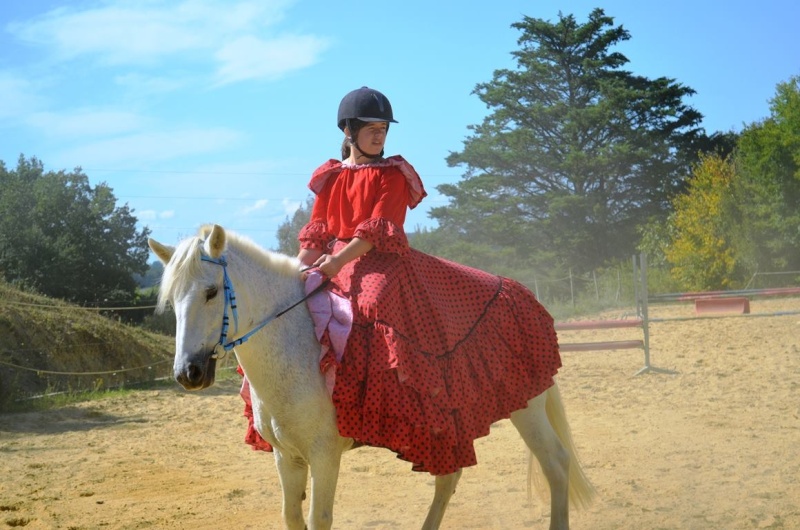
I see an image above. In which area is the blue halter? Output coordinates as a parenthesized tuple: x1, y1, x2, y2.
(200, 254, 328, 359)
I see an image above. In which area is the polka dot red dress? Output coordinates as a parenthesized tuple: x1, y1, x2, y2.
(298, 155, 561, 476)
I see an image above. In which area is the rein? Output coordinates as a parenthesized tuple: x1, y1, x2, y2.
(200, 255, 330, 359)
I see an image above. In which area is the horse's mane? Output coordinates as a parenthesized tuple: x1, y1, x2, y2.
(156, 225, 300, 313)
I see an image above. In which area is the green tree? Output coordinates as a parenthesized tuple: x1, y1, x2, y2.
(0, 156, 151, 304)
(438, 9, 712, 272)
(733, 76, 800, 273)
(275, 196, 314, 255)
(654, 77, 800, 290)
(134, 260, 164, 288)
(664, 153, 743, 290)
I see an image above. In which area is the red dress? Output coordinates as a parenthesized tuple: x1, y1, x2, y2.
(245, 155, 562, 476)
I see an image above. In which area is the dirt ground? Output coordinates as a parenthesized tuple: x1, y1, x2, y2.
(1, 298, 799, 530)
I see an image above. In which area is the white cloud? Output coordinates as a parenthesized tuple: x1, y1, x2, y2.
(6, 0, 328, 84)
(137, 209, 157, 220)
(26, 109, 149, 138)
(137, 209, 174, 221)
(1, 1, 329, 171)
(114, 73, 190, 95)
(282, 197, 301, 216)
(213, 34, 329, 85)
(10, 4, 200, 64)
(54, 127, 243, 167)
(0, 73, 43, 120)
(241, 199, 269, 215)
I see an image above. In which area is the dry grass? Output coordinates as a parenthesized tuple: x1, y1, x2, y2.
(0, 281, 174, 410)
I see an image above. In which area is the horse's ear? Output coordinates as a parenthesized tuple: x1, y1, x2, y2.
(205, 224, 227, 259)
(148, 238, 174, 264)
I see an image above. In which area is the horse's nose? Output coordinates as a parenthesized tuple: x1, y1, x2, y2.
(176, 363, 205, 389)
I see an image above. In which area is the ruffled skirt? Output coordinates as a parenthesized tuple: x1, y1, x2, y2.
(321, 245, 561, 475)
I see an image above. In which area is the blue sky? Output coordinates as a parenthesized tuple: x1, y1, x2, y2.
(1, 0, 798, 257)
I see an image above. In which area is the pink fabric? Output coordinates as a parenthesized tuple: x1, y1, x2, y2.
(305, 270, 353, 394)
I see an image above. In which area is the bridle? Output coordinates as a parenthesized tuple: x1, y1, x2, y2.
(200, 255, 329, 359)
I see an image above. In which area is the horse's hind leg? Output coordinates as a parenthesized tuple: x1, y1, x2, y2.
(274, 450, 309, 530)
(510, 390, 570, 530)
(421, 469, 462, 530)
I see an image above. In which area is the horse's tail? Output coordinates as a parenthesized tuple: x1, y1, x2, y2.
(528, 382, 596, 510)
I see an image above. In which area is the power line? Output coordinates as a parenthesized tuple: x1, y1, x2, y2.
(118, 194, 451, 202)
(83, 167, 462, 179)
(122, 194, 302, 201)
(84, 168, 308, 176)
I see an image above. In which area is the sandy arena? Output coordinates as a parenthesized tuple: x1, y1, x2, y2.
(1, 298, 798, 529)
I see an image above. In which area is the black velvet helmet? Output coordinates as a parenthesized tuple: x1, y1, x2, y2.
(337, 87, 397, 131)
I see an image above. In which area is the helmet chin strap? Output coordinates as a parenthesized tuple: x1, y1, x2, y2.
(353, 141, 383, 160)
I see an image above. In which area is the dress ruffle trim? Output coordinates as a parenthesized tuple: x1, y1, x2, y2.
(298, 221, 334, 251)
(237, 366, 274, 452)
(308, 155, 427, 209)
(237, 277, 561, 475)
(329, 278, 561, 475)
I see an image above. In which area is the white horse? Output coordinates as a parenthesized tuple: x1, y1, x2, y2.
(148, 224, 594, 530)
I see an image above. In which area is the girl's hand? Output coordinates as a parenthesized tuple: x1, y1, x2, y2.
(299, 238, 372, 281)
(313, 254, 343, 278)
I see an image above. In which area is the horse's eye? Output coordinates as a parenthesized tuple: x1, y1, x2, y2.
(205, 286, 218, 302)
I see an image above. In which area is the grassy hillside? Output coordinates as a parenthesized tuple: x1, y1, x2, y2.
(0, 281, 174, 410)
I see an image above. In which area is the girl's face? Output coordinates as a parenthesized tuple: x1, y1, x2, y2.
(354, 122, 388, 155)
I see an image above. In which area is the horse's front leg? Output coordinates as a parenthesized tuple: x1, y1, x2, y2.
(421, 469, 463, 530)
(274, 449, 309, 530)
(307, 449, 343, 530)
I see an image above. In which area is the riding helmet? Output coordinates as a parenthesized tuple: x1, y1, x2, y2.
(337, 87, 398, 131)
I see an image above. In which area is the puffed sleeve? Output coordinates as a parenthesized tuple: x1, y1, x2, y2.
(298, 160, 342, 250)
(354, 217, 409, 255)
(369, 166, 410, 226)
(383, 155, 427, 209)
(298, 183, 334, 250)
(353, 167, 411, 254)
(298, 221, 334, 251)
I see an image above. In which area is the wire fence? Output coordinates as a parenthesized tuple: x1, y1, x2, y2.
(744, 270, 800, 289)
(518, 266, 636, 320)
(0, 356, 170, 376)
(3, 264, 798, 407)
(0, 300, 174, 408)
(0, 340, 175, 408)
(531, 268, 626, 306)
(0, 259, 633, 407)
